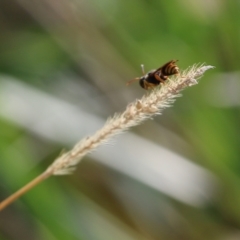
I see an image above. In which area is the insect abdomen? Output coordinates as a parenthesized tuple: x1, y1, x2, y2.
(162, 60, 179, 76)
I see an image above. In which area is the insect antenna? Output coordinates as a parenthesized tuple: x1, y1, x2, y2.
(126, 77, 140, 86)
(126, 64, 145, 86)
(141, 64, 145, 75)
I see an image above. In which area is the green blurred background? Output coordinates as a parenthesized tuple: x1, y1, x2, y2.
(0, 0, 240, 239)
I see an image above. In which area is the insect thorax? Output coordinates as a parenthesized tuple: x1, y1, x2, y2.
(139, 71, 161, 89)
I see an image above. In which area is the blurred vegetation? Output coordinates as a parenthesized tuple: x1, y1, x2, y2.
(0, 0, 240, 239)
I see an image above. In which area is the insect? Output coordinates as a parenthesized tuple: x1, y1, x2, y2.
(126, 60, 179, 90)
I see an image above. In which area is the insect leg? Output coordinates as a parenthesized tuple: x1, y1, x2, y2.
(154, 73, 167, 83)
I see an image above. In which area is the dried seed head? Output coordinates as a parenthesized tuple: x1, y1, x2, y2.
(46, 64, 214, 175)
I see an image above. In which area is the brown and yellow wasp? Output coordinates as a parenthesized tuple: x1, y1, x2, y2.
(127, 60, 179, 90)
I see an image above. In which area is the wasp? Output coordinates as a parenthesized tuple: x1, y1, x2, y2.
(127, 60, 179, 90)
